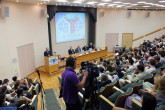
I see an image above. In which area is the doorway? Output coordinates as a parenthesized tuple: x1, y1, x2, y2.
(17, 43, 36, 78)
(105, 33, 119, 52)
(122, 33, 133, 49)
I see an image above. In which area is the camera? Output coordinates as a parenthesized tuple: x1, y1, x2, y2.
(80, 61, 99, 79)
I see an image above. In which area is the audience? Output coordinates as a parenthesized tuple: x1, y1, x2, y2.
(3, 79, 12, 91)
(145, 59, 156, 74)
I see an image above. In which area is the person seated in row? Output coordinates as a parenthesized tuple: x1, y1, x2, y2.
(75, 45, 81, 53)
(158, 51, 165, 65)
(145, 59, 156, 74)
(82, 44, 88, 51)
(154, 55, 162, 69)
(98, 75, 111, 89)
(14, 88, 32, 102)
(88, 43, 94, 49)
(0, 94, 18, 108)
(111, 67, 124, 82)
(119, 65, 147, 88)
(125, 58, 135, 73)
(113, 92, 157, 110)
(68, 46, 75, 55)
(3, 79, 12, 92)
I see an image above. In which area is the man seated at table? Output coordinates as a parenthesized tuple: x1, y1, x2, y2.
(68, 46, 75, 55)
(75, 45, 81, 53)
(88, 43, 94, 49)
(82, 45, 88, 51)
(44, 48, 50, 57)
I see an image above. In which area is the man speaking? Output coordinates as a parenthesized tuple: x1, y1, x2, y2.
(62, 57, 88, 110)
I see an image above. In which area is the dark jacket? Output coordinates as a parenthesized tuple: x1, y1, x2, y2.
(44, 51, 50, 57)
(68, 49, 75, 55)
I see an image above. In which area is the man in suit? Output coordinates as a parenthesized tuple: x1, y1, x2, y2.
(68, 46, 75, 55)
(88, 43, 94, 49)
(44, 48, 50, 57)
(82, 45, 88, 51)
(75, 45, 81, 53)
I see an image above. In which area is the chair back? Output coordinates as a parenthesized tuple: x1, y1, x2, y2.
(34, 84, 40, 95)
(28, 85, 33, 96)
(30, 95, 38, 110)
(33, 78, 38, 86)
(115, 87, 133, 107)
(100, 80, 118, 97)
(132, 80, 143, 94)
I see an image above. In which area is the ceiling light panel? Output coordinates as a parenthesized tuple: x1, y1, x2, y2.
(113, 1, 122, 4)
(98, 3, 108, 5)
(86, 1, 98, 4)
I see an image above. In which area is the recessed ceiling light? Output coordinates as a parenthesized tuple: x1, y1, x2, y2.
(56, 0, 67, 3)
(117, 5, 124, 7)
(101, 0, 112, 2)
(143, 6, 150, 7)
(73, 1, 82, 4)
(113, 1, 122, 4)
(98, 3, 108, 5)
(137, 1, 146, 4)
(87, 1, 98, 4)
(159, 0, 165, 3)
(108, 4, 117, 6)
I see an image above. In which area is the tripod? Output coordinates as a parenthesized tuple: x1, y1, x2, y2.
(37, 70, 46, 110)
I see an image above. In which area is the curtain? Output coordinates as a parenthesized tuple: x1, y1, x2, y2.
(47, 5, 97, 55)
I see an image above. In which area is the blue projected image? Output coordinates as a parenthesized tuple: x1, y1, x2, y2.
(55, 13, 85, 43)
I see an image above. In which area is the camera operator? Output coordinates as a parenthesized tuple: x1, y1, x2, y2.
(62, 57, 88, 110)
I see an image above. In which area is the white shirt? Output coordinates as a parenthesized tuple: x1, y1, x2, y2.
(133, 61, 139, 68)
(127, 65, 135, 71)
(145, 66, 156, 74)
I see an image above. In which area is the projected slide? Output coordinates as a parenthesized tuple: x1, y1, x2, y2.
(55, 13, 85, 43)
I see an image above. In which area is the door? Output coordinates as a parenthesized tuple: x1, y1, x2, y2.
(105, 33, 119, 52)
(122, 33, 133, 49)
(17, 43, 36, 78)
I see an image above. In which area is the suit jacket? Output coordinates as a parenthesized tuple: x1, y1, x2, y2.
(68, 49, 75, 55)
(44, 51, 50, 57)
(75, 48, 81, 53)
(88, 45, 94, 49)
(82, 46, 88, 51)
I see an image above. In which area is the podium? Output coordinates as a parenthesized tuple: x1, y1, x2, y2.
(44, 56, 59, 73)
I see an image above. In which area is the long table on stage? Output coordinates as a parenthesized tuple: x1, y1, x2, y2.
(65, 47, 107, 65)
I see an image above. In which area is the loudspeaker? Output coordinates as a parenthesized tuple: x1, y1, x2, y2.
(3, 6, 9, 17)
(128, 11, 131, 17)
(100, 11, 104, 17)
(40, 9, 45, 17)
(146, 12, 150, 18)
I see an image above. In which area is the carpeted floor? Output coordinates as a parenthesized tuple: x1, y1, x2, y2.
(45, 88, 66, 110)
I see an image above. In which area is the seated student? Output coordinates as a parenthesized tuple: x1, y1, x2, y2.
(145, 59, 156, 74)
(0, 80, 2, 87)
(159, 51, 165, 65)
(111, 67, 124, 82)
(118, 49, 123, 56)
(143, 55, 149, 65)
(15, 88, 32, 102)
(142, 76, 165, 107)
(68, 46, 75, 55)
(125, 59, 135, 73)
(97, 67, 105, 80)
(143, 40, 147, 46)
(127, 65, 147, 83)
(10, 76, 18, 87)
(14, 80, 30, 91)
(154, 55, 162, 69)
(106, 65, 114, 73)
(148, 51, 154, 60)
(115, 60, 121, 69)
(82, 45, 88, 51)
(98, 75, 111, 89)
(114, 92, 157, 110)
(3, 79, 12, 91)
(0, 94, 18, 108)
(133, 55, 141, 68)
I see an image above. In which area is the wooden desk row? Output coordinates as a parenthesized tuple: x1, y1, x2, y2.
(45, 47, 107, 74)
